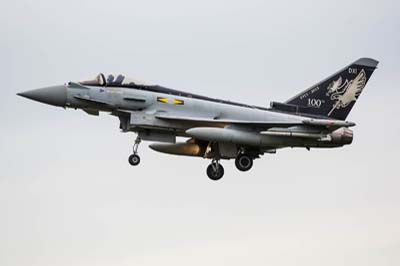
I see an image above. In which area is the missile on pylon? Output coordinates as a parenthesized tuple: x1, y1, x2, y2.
(185, 127, 353, 146)
(186, 127, 263, 146)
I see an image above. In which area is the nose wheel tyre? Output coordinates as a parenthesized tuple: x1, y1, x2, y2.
(207, 162, 224, 181)
(128, 154, 141, 166)
(235, 154, 253, 172)
(128, 136, 141, 166)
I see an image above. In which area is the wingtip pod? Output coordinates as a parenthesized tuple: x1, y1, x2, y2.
(354, 58, 379, 68)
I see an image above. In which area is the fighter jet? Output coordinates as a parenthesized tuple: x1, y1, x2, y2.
(18, 58, 378, 180)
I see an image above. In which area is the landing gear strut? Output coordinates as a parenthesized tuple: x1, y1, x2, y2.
(206, 159, 224, 181)
(128, 137, 141, 166)
(235, 154, 253, 172)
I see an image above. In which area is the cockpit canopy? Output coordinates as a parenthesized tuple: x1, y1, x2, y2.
(80, 73, 152, 87)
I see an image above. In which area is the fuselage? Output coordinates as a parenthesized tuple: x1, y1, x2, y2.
(62, 82, 351, 150)
(66, 82, 300, 128)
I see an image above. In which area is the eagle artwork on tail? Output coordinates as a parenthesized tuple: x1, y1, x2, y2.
(327, 69, 367, 116)
(326, 76, 343, 96)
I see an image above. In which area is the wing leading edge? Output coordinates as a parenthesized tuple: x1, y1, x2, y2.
(155, 113, 355, 130)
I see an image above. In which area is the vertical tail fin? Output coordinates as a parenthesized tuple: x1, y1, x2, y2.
(285, 58, 378, 120)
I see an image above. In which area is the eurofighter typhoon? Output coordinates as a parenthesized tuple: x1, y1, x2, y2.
(18, 58, 378, 180)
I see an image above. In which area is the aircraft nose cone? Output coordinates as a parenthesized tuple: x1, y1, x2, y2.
(17, 85, 67, 107)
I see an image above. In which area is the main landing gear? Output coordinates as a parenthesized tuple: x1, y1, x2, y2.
(206, 154, 254, 181)
(128, 137, 141, 166)
(235, 154, 253, 172)
(206, 159, 224, 181)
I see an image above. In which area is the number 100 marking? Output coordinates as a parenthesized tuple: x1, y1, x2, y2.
(308, 98, 322, 108)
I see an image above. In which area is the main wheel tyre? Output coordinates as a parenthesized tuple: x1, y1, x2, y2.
(206, 163, 224, 181)
(128, 154, 141, 166)
(235, 154, 253, 172)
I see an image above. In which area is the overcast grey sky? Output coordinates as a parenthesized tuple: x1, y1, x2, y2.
(1, 0, 400, 265)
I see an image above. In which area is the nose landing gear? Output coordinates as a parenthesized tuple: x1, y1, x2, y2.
(206, 159, 224, 181)
(128, 137, 141, 166)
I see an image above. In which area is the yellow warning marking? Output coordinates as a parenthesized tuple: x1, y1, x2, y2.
(157, 97, 168, 103)
(173, 99, 184, 105)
